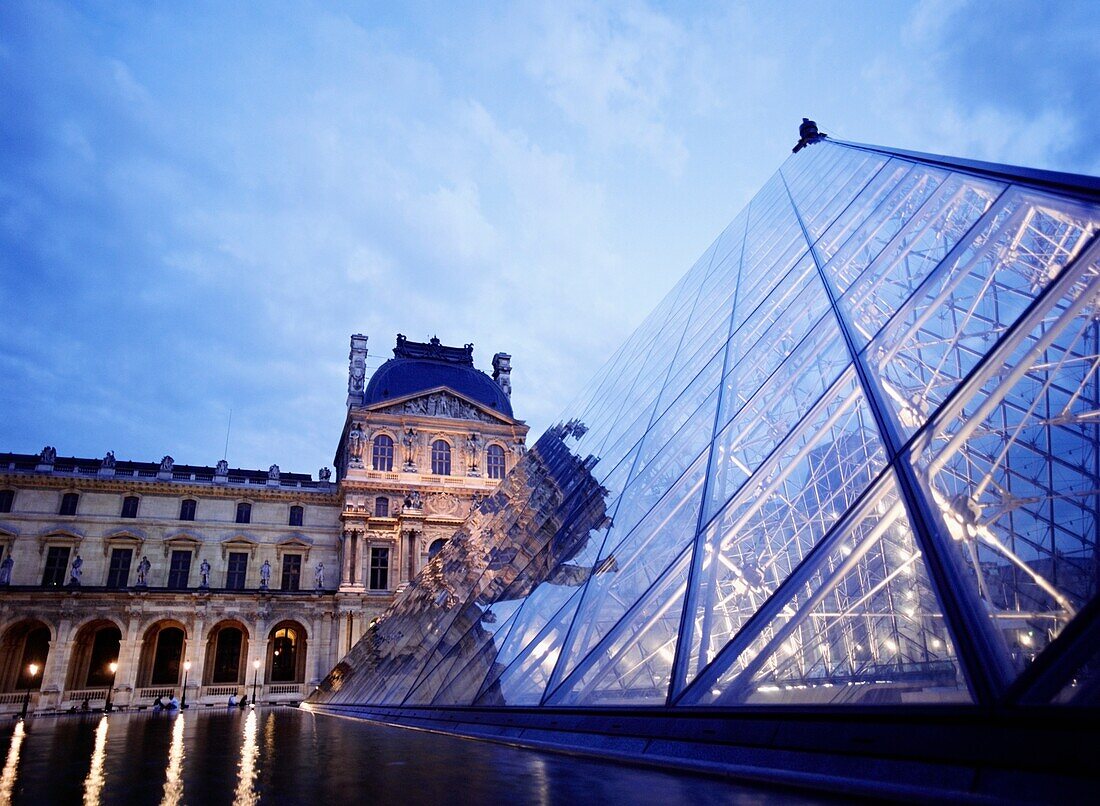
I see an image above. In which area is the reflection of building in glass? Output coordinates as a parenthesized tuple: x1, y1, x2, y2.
(0, 334, 526, 712)
(307, 138, 1100, 796)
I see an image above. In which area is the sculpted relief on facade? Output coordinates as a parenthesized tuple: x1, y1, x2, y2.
(377, 392, 503, 424)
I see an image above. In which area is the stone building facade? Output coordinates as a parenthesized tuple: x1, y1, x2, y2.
(0, 334, 527, 713)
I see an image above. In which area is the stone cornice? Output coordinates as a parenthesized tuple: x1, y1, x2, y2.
(0, 471, 340, 503)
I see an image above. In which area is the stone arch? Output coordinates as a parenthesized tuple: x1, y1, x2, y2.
(136, 619, 188, 687)
(428, 538, 447, 560)
(65, 618, 123, 689)
(203, 620, 250, 686)
(266, 620, 307, 684)
(0, 618, 52, 691)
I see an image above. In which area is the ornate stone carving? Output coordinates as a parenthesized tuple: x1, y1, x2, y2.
(465, 432, 482, 475)
(347, 422, 365, 466)
(40, 446, 56, 464)
(401, 428, 418, 471)
(378, 392, 502, 424)
(319, 467, 332, 482)
(101, 451, 115, 469)
(268, 464, 280, 481)
(348, 334, 368, 395)
(215, 459, 229, 475)
(425, 492, 460, 517)
(159, 455, 174, 473)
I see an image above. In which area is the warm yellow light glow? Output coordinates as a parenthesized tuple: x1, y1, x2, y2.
(183, 661, 192, 672)
(253, 659, 260, 670)
(108, 662, 118, 674)
(27, 664, 38, 678)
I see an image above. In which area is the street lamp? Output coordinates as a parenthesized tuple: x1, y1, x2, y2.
(104, 661, 118, 713)
(20, 663, 39, 720)
(251, 659, 260, 708)
(181, 661, 191, 710)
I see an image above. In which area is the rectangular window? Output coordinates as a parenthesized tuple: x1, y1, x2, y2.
(59, 493, 79, 516)
(236, 502, 251, 524)
(374, 497, 389, 517)
(281, 554, 301, 591)
(106, 548, 133, 588)
(226, 552, 248, 590)
(0, 490, 13, 513)
(369, 547, 390, 591)
(167, 550, 192, 589)
(121, 496, 139, 518)
(179, 499, 197, 521)
(42, 546, 70, 587)
(288, 505, 303, 526)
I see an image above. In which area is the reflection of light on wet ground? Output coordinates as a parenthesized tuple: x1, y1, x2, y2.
(234, 708, 259, 805)
(82, 716, 109, 806)
(0, 720, 24, 803)
(160, 715, 185, 806)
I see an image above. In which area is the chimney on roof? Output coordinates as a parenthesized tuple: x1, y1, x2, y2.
(492, 352, 512, 398)
(348, 334, 368, 408)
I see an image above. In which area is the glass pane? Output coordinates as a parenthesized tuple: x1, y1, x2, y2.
(910, 245, 1100, 678)
(868, 186, 1100, 438)
(679, 370, 888, 690)
(685, 472, 970, 706)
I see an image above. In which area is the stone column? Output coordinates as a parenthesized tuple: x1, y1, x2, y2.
(188, 616, 207, 703)
(116, 614, 143, 706)
(38, 617, 70, 712)
(340, 531, 352, 586)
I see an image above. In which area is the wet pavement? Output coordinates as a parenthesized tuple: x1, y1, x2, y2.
(0, 707, 829, 804)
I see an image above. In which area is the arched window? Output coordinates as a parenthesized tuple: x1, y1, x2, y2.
(179, 499, 197, 521)
(428, 538, 446, 560)
(210, 626, 245, 684)
(372, 435, 394, 472)
(374, 497, 389, 517)
(288, 505, 304, 526)
(121, 496, 139, 518)
(150, 626, 185, 685)
(267, 623, 306, 684)
(431, 440, 451, 476)
(236, 502, 252, 524)
(486, 445, 506, 480)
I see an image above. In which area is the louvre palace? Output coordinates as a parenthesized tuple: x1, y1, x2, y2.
(0, 335, 527, 713)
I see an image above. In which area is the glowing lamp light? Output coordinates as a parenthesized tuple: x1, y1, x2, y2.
(28, 663, 39, 678)
(109, 662, 118, 674)
(184, 661, 192, 672)
(253, 659, 260, 670)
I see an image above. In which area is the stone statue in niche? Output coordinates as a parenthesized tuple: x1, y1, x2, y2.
(319, 467, 332, 482)
(0, 554, 13, 586)
(347, 423, 365, 465)
(199, 558, 211, 588)
(315, 561, 325, 589)
(160, 455, 174, 473)
(466, 432, 482, 475)
(216, 459, 229, 475)
(101, 451, 116, 469)
(135, 555, 151, 587)
(402, 428, 418, 471)
(259, 559, 272, 589)
(268, 464, 280, 481)
(68, 553, 83, 586)
(40, 446, 56, 464)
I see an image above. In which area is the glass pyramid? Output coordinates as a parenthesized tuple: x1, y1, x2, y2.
(311, 139, 1100, 710)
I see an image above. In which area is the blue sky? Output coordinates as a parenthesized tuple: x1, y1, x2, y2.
(1, 0, 1097, 476)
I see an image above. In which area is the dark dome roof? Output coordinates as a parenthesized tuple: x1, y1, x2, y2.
(364, 357, 513, 417)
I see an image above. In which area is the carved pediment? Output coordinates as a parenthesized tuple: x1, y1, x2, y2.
(371, 390, 509, 424)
